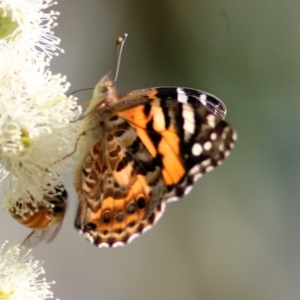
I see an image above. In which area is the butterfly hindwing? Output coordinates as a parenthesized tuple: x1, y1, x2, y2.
(75, 117, 167, 247)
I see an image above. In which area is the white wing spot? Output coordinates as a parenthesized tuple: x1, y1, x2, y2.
(153, 210, 164, 225)
(206, 115, 216, 128)
(84, 232, 94, 243)
(210, 132, 217, 140)
(201, 159, 211, 168)
(224, 150, 230, 158)
(218, 143, 225, 152)
(203, 141, 212, 151)
(184, 185, 193, 195)
(193, 173, 203, 182)
(99, 242, 109, 248)
(182, 108, 195, 135)
(167, 196, 179, 203)
(192, 143, 203, 156)
(142, 225, 152, 234)
(232, 132, 238, 141)
(177, 88, 188, 103)
(127, 233, 140, 244)
(160, 202, 166, 214)
(190, 165, 200, 175)
(112, 241, 124, 248)
(200, 94, 207, 106)
(205, 166, 214, 173)
(221, 127, 231, 140)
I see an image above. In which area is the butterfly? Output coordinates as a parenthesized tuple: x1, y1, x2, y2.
(10, 186, 67, 248)
(73, 34, 236, 248)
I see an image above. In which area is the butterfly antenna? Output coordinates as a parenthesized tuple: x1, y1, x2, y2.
(68, 88, 93, 97)
(113, 33, 128, 83)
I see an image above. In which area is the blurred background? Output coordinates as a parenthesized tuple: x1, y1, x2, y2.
(1, 0, 300, 299)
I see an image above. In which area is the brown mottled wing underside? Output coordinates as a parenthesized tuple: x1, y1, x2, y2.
(75, 87, 236, 247)
(75, 118, 167, 247)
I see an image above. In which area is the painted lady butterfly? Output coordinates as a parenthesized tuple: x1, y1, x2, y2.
(73, 34, 236, 248)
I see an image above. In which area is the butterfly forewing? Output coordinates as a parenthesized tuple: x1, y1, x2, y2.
(119, 87, 227, 119)
(117, 89, 235, 201)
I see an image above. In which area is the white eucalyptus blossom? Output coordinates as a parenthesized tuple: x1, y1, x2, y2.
(0, 0, 63, 63)
(0, 56, 80, 216)
(0, 241, 57, 300)
(0, 0, 81, 217)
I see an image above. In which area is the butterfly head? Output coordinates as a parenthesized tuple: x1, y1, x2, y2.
(92, 72, 113, 98)
(81, 73, 118, 123)
(90, 72, 117, 106)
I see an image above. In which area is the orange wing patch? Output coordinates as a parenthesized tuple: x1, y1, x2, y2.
(118, 105, 185, 186)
